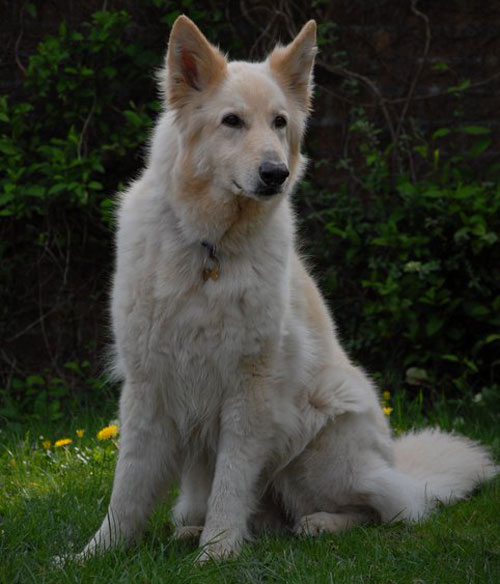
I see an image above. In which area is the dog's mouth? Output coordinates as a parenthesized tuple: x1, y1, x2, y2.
(232, 180, 282, 199)
(255, 185, 281, 197)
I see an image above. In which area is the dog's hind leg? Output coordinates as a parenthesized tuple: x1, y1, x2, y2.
(171, 454, 212, 541)
(294, 510, 373, 536)
(78, 379, 180, 559)
(361, 464, 429, 523)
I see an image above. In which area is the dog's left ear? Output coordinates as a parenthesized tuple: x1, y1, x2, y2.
(269, 21, 317, 112)
(165, 15, 227, 109)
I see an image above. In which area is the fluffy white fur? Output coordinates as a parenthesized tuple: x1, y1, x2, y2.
(78, 16, 498, 562)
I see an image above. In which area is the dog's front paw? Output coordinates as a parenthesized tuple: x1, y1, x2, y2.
(197, 527, 244, 563)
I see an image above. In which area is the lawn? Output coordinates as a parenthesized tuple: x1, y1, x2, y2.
(1, 395, 499, 584)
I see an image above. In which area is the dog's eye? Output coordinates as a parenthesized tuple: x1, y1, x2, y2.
(274, 116, 287, 129)
(222, 114, 243, 128)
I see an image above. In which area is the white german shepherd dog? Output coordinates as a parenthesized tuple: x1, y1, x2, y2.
(79, 16, 497, 561)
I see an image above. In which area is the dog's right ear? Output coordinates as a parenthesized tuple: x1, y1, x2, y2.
(165, 15, 227, 109)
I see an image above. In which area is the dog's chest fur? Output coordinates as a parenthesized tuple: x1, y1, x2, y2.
(112, 192, 297, 440)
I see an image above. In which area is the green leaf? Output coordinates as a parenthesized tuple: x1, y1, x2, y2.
(48, 184, 68, 196)
(0, 140, 18, 155)
(326, 225, 346, 238)
(64, 361, 81, 373)
(26, 375, 45, 386)
(432, 62, 449, 72)
(447, 79, 471, 94)
(25, 185, 47, 198)
(123, 110, 144, 127)
(165, 11, 182, 26)
(432, 128, 451, 139)
(464, 303, 490, 317)
(100, 197, 114, 209)
(426, 316, 444, 336)
(421, 187, 442, 198)
(461, 125, 491, 135)
(0, 192, 15, 206)
(468, 138, 491, 158)
(25, 2, 37, 18)
(463, 358, 478, 372)
(413, 145, 428, 158)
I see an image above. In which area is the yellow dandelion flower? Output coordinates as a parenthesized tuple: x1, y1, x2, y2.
(42, 440, 51, 449)
(382, 391, 391, 401)
(383, 406, 393, 416)
(97, 424, 119, 440)
(76, 429, 85, 438)
(54, 438, 72, 447)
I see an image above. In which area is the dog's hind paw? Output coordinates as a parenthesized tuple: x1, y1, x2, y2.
(295, 512, 357, 536)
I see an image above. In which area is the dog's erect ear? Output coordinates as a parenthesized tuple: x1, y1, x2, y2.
(268, 20, 317, 112)
(165, 15, 227, 108)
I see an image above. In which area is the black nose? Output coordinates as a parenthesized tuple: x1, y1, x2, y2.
(258, 161, 289, 187)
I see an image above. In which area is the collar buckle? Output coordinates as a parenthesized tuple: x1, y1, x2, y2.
(201, 240, 220, 281)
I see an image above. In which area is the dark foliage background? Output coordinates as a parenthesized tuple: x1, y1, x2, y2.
(1, 0, 500, 422)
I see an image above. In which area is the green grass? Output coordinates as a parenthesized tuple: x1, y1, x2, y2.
(1, 397, 499, 584)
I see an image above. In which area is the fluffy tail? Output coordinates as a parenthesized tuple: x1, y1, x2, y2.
(394, 428, 498, 502)
(365, 428, 498, 523)
(394, 428, 497, 515)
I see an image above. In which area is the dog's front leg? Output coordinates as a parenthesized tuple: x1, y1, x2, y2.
(198, 391, 272, 561)
(76, 379, 179, 560)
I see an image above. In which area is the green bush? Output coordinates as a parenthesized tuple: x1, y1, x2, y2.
(1, 3, 499, 420)
(0, 11, 158, 224)
(0, 7, 167, 421)
(301, 115, 500, 397)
